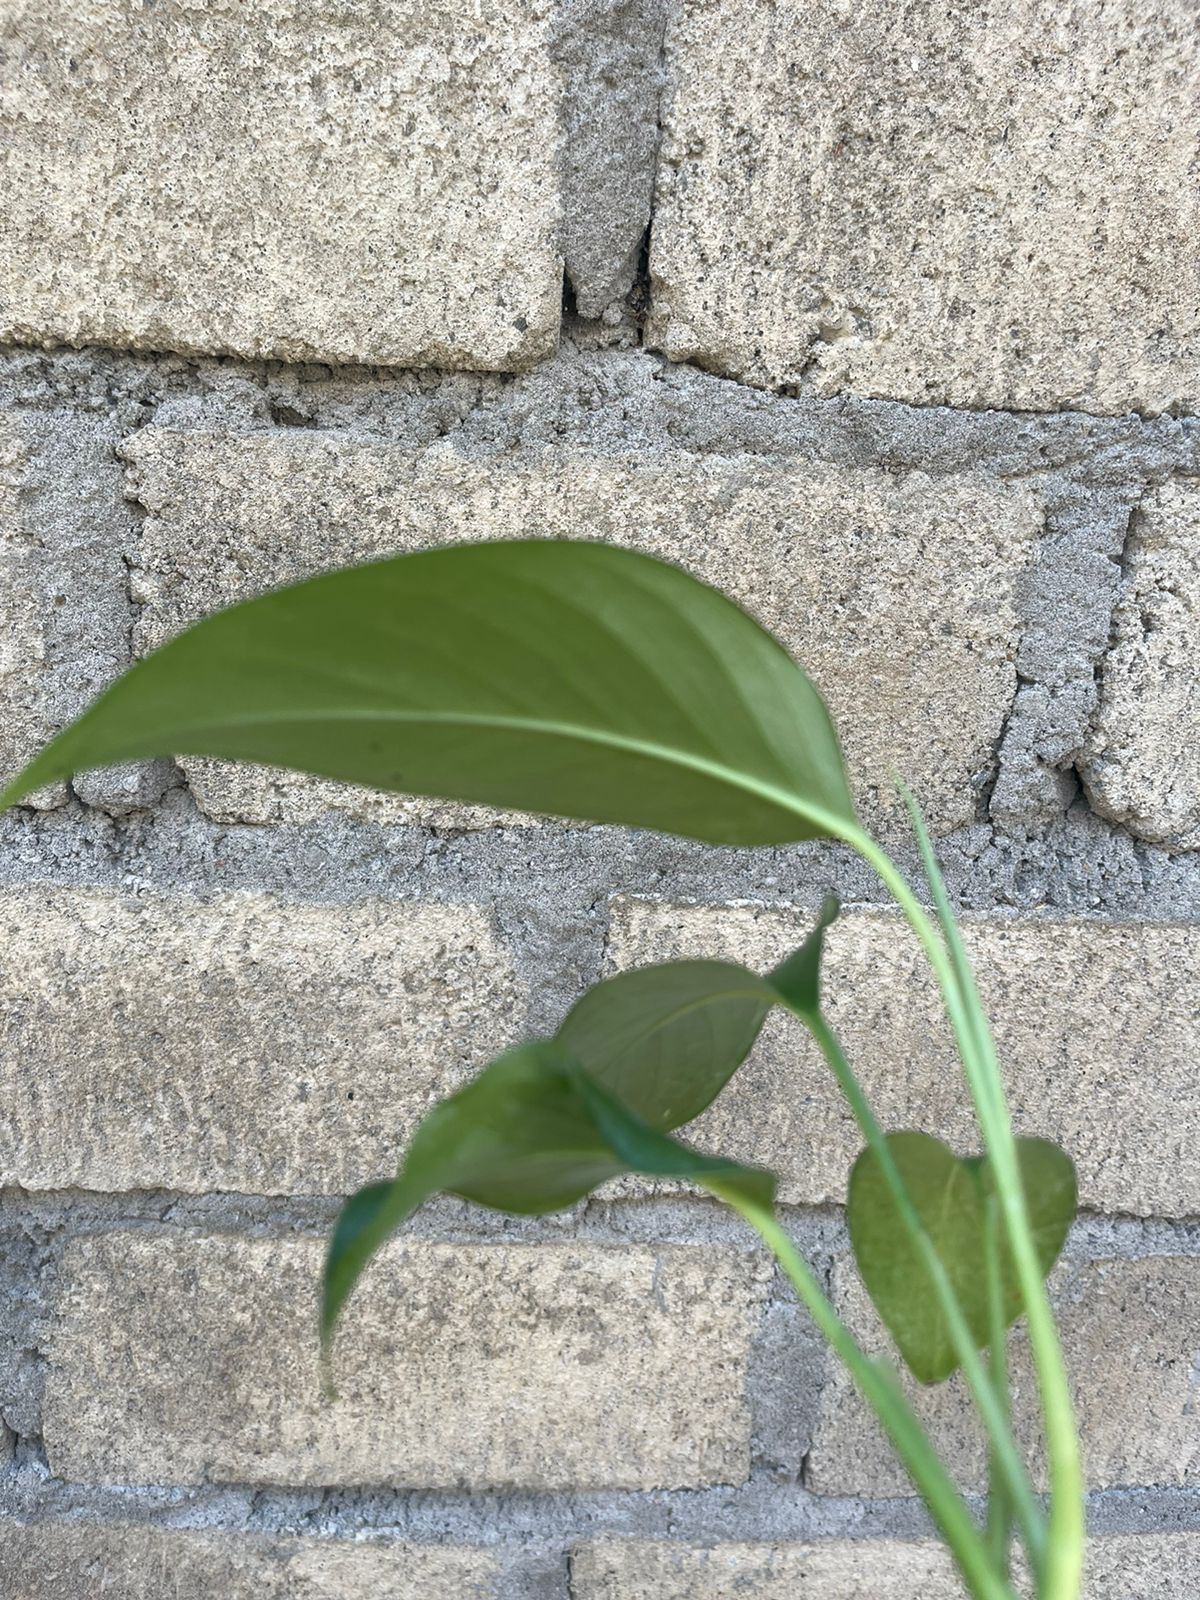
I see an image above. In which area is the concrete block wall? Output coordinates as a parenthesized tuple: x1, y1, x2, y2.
(0, 2, 1198, 1594)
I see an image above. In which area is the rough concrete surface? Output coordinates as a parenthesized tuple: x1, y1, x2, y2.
(608, 899, 1200, 1216)
(1, 1521, 499, 1600)
(0, 408, 153, 811)
(45, 1234, 769, 1491)
(0, 887, 522, 1193)
(125, 423, 1040, 834)
(648, 0, 1200, 412)
(1082, 480, 1200, 848)
(808, 1255, 1200, 1496)
(0, 1, 563, 368)
(0, 0, 1199, 1574)
(570, 1533, 1200, 1598)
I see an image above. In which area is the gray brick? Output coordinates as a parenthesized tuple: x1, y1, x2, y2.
(648, 0, 1200, 412)
(0, 409, 149, 811)
(570, 1534, 1200, 1598)
(45, 1233, 768, 1490)
(0, 2, 561, 369)
(609, 900, 1200, 1218)
(1082, 480, 1200, 850)
(126, 427, 1040, 833)
(0, 888, 522, 1193)
(0, 1522, 498, 1599)
(808, 1255, 1200, 1496)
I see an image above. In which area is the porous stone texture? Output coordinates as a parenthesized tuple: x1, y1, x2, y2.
(808, 1255, 1200, 1496)
(569, 1538, 960, 1597)
(45, 1234, 768, 1490)
(1081, 480, 1200, 848)
(609, 899, 1200, 1216)
(125, 425, 1040, 833)
(0, 887, 522, 1193)
(0, 1, 562, 369)
(0, 1522, 498, 1600)
(0, 408, 160, 811)
(555, 0, 670, 318)
(570, 1534, 1200, 1598)
(648, 0, 1200, 411)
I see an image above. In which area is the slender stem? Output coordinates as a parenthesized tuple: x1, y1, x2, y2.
(801, 1010, 1044, 1566)
(985, 1194, 1014, 1579)
(838, 815, 1084, 1600)
(720, 1191, 1016, 1600)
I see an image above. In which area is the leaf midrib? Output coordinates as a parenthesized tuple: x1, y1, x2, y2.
(59, 704, 854, 839)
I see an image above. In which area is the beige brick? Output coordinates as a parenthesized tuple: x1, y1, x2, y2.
(570, 1534, 1200, 1598)
(569, 1539, 960, 1598)
(126, 427, 1039, 833)
(1082, 481, 1200, 849)
(0, 410, 137, 809)
(0, 887, 522, 1193)
(808, 1255, 1200, 1496)
(0, 1522, 497, 1600)
(648, 0, 1200, 412)
(0, 1, 561, 368)
(46, 1233, 768, 1490)
(608, 900, 1200, 1218)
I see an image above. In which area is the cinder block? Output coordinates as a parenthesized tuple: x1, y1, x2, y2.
(570, 1534, 1200, 1598)
(0, 409, 149, 810)
(0, 1, 562, 369)
(608, 899, 1200, 1217)
(45, 1234, 769, 1490)
(0, 1522, 498, 1600)
(0, 888, 522, 1193)
(808, 1255, 1200, 1495)
(1081, 481, 1200, 849)
(126, 427, 1040, 833)
(569, 1539, 960, 1598)
(647, 0, 1200, 412)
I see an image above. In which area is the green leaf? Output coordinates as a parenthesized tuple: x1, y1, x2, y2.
(766, 893, 840, 1016)
(0, 540, 855, 845)
(847, 1131, 1077, 1384)
(322, 1038, 774, 1350)
(556, 959, 777, 1129)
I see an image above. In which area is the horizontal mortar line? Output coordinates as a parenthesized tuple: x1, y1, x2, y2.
(5, 338, 1200, 440)
(2, 1477, 1199, 1544)
(3, 1189, 1200, 1256)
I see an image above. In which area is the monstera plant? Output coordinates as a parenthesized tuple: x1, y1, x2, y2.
(0, 540, 1082, 1599)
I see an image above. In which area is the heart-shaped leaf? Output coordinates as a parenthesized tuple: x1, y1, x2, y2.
(322, 1039, 774, 1350)
(0, 540, 855, 845)
(847, 1131, 1076, 1384)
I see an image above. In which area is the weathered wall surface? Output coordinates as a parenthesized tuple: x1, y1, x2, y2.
(0, 2, 1198, 1595)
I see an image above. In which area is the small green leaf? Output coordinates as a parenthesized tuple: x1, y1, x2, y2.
(0, 540, 855, 845)
(557, 959, 777, 1129)
(322, 1036, 775, 1352)
(766, 893, 840, 1017)
(847, 1131, 1076, 1384)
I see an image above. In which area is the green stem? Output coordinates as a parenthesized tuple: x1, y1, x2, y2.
(800, 1010, 1044, 1566)
(839, 816, 1083, 1600)
(985, 1194, 1014, 1579)
(722, 1191, 1016, 1600)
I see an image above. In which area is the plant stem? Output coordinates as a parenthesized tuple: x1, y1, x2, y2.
(799, 1009, 1044, 1566)
(985, 1194, 1014, 1579)
(840, 816, 1084, 1600)
(720, 1191, 1016, 1600)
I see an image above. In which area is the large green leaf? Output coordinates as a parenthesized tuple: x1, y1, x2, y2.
(847, 1132, 1077, 1384)
(322, 1039, 774, 1349)
(0, 540, 855, 844)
